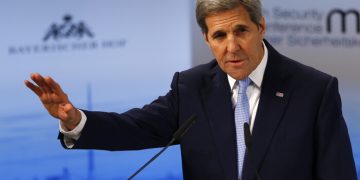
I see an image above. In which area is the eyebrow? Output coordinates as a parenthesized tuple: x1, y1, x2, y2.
(209, 24, 250, 38)
(234, 24, 249, 30)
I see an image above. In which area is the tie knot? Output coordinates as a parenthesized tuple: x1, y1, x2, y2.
(238, 77, 251, 94)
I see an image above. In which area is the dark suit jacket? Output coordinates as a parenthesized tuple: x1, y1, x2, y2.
(60, 41, 357, 180)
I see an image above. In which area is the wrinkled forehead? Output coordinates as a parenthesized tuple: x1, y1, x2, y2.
(205, 6, 254, 29)
(204, 3, 245, 17)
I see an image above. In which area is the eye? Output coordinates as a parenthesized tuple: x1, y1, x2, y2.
(235, 26, 248, 34)
(211, 31, 226, 40)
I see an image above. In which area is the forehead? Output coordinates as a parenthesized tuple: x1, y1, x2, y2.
(205, 5, 253, 31)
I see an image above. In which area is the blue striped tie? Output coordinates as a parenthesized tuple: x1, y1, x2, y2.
(235, 77, 251, 179)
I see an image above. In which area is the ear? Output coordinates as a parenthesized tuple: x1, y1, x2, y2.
(259, 16, 266, 38)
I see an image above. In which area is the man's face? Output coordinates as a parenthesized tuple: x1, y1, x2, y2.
(204, 5, 266, 80)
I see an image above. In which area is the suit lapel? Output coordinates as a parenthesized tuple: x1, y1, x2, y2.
(201, 65, 238, 180)
(244, 41, 293, 179)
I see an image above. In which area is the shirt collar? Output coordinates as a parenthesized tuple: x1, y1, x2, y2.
(228, 41, 268, 90)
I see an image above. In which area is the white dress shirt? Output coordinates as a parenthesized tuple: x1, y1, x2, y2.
(228, 42, 268, 132)
(60, 42, 268, 147)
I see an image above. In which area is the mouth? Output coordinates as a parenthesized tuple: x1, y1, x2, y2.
(224, 59, 247, 69)
(229, 59, 242, 62)
(227, 59, 245, 64)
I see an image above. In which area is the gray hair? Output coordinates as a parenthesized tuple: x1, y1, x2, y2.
(196, 0, 262, 33)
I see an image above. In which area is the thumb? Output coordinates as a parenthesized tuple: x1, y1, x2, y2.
(58, 103, 77, 121)
(58, 103, 81, 130)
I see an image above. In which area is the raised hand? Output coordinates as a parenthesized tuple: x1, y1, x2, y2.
(24, 73, 81, 130)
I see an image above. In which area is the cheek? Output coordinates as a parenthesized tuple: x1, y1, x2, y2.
(246, 41, 261, 59)
(248, 45, 263, 68)
(210, 45, 225, 61)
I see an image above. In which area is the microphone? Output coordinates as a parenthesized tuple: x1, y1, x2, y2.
(244, 123, 261, 180)
(128, 114, 198, 180)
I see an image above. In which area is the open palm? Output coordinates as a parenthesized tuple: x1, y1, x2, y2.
(25, 73, 81, 130)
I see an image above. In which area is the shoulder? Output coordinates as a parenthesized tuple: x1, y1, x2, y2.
(173, 60, 219, 87)
(283, 55, 333, 83)
(265, 41, 335, 87)
(180, 60, 218, 77)
(272, 52, 339, 102)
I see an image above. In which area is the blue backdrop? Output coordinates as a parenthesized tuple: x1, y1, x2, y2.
(1, 0, 190, 179)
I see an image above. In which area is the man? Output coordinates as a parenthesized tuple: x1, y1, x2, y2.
(25, 0, 357, 179)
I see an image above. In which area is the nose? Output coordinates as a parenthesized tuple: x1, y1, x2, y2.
(226, 35, 240, 53)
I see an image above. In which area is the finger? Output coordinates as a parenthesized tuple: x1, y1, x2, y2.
(31, 73, 54, 93)
(45, 76, 65, 96)
(30, 73, 47, 90)
(24, 80, 43, 97)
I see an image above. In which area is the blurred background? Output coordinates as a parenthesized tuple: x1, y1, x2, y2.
(0, 0, 359, 179)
